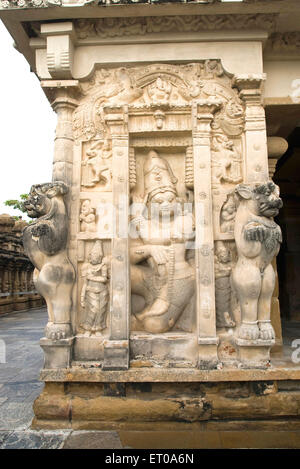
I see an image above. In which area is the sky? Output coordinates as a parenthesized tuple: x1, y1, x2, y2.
(0, 0, 242, 220)
(0, 20, 57, 219)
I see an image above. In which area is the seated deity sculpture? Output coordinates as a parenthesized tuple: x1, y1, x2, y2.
(130, 150, 195, 334)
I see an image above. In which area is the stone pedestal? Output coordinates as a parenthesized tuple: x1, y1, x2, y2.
(40, 337, 74, 369)
(236, 339, 275, 369)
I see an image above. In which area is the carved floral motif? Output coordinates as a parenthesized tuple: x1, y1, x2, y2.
(74, 15, 277, 39)
(267, 32, 300, 52)
(73, 62, 245, 143)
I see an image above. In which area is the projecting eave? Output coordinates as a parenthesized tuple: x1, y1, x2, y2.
(0, 0, 300, 74)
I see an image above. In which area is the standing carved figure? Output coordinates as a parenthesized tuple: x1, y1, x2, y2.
(23, 182, 75, 340)
(214, 241, 235, 328)
(232, 182, 282, 341)
(211, 135, 242, 185)
(80, 241, 109, 336)
(220, 193, 237, 233)
(82, 139, 112, 188)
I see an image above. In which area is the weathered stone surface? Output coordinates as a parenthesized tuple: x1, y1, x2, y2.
(0, 430, 68, 449)
(32, 380, 300, 430)
(63, 431, 123, 449)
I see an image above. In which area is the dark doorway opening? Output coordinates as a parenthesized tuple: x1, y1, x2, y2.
(274, 127, 300, 321)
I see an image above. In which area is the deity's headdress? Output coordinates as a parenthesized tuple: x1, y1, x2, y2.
(89, 240, 103, 263)
(143, 150, 178, 203)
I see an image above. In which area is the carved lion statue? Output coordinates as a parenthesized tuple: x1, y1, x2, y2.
(23, 182, 75, 340)
(232, 181, 282, 342)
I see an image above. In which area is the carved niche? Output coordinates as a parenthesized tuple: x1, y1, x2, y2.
(70, 60, 280, 369)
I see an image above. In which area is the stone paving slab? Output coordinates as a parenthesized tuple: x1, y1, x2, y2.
(0, 430, 70, 449)
(1, 429, 300, 449)
(0, 308, 46, 433)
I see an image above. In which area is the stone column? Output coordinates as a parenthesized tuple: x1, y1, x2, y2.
(192, 99, 221, 369)
(37, 81, 79, 368)
(102, 106, 130, 370)
(48, 86, 78, 185)
(268, 136, 288, 351)
(233, 75, 268, 183)
(267, 136, 288, 179)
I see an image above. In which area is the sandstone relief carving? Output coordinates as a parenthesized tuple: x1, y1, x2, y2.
(73, 15, 277, 40)
(232, 182, 283, 341)
(130, 150, 195, 334)
(211, 135, 242, 186)
(41, 60, 282, 369)
(147, 77, 172, 105)
(80, 240, 109, 336)
(267, 32, 300, 53)
(81, 139, 112, 189)
(23, 182, 75, 340)
(220, 192, 237, 234)
(73, 62, 245, 143)
(79, 199, 96, 233)
(214, 241, 236, 329)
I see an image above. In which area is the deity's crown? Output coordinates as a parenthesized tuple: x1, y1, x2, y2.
(143, 150, 178, 201)
(89, 240, 103, 262)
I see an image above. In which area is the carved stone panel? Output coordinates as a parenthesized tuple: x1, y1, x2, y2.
(31, 60, 281, 371)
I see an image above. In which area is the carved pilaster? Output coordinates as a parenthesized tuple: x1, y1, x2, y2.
(102, 106, 130, 370)
(46, 84, 79, 186)
(233, 74, 268, 183)
(192, 99, 221, 369)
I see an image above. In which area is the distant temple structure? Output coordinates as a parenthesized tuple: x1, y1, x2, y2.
(0, 214, 44, 314)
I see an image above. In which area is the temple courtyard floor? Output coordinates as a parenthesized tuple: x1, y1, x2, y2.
(1, 308, 300, 449)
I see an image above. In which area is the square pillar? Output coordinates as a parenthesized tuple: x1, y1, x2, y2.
(102, 106, 130, 370)
(192, 99, 221, 369)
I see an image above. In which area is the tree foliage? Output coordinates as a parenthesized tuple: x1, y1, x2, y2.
(4, 194, 29, 220)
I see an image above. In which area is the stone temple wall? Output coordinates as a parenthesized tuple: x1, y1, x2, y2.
(0, 214, 44, 314)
